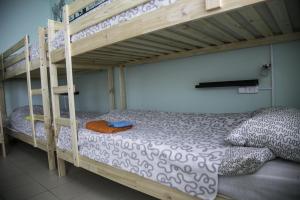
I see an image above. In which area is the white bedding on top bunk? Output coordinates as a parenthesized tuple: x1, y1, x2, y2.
(5, 43, 39, 74)
(51, 0, 177, 50)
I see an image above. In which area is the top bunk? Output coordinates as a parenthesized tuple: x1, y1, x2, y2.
(0, 35, 41, 80)
(50, 0, 300, 66)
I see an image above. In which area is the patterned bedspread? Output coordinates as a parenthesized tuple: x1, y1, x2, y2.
(8, 106, 47, 141)
(51, 0, 177, 50)
(57, 110, 251, 200)
(10, 106, 275, 200)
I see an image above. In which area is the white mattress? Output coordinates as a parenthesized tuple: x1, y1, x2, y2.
(51, 0, 177, 50)
(219, 159, 300, 200)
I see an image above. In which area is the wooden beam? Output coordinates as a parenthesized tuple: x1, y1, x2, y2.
(64, 5, 80, 167)
(3, 52, 25, 68)
(25, 35, 37, 147)
(55, 117, 72, 127)
(108, 66, 115, 111)
(3, 37, 25, 58)
(119, 65, 127, 110)
(31, 88, 42, 95)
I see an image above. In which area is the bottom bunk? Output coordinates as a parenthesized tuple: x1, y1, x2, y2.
(54, 108, 300, 200)
(4, 105, 55, 169)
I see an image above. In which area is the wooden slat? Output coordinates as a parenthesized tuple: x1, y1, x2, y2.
(3, 37, 25, 58)
(129, 38, 183, 52)
(239, 6, 273, 37)
(108, 45, 159, 56)
(267, 0, 293, 34)
(206, 0, 222, 11)
(129, 32, 300, 65)
(31, 88, 42, 95)
(70, 0, 149, 35)
(68, 0, 97, 16)
(3, 52, 25, 68)
(155, 30, 209, 47)
(214, 13, 255, 40)
(119, 41, 172, 54)
(55, 117, 72, 127)
(189, 20, 239, 43)
(53, 85, 75, 94)
(33, 114, 45, 121)
(171, 24, 224, 45)
(142, 34, 192, 50)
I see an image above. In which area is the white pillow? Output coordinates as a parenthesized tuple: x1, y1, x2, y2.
(225, 107, 300, 162)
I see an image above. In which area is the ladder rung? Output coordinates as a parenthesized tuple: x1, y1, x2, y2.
(55, 117, 72, 127)
(31, 89, 42, 96)
(53, 85, 75, 95)
(33, 114, 45, 121)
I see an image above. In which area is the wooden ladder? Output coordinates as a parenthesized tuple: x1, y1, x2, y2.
(48, 18, 78, 176)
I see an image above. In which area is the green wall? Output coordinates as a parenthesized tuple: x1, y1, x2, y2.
(73, 41, 300, 114)
(0, 0, 52, 114)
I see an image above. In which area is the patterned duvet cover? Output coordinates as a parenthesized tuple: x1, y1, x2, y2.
(10, 106, 275, 200)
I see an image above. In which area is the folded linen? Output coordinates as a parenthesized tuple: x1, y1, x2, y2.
(86, 120, 132, 133)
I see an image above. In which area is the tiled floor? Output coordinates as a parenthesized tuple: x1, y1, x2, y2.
(0, 141, 157, 200)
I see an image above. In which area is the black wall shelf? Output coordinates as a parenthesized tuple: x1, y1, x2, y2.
(195, 79, 259, 88)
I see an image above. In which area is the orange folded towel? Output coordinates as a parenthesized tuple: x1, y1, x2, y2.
(86, 120, 132, 134)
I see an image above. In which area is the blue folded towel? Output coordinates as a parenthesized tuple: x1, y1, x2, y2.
(108, 121, 134, 128)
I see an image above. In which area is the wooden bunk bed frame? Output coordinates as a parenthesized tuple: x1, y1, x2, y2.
(0, 28, 56, 169)
(48, 0, 300, 199)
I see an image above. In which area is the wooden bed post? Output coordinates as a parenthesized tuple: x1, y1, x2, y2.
(0, 54, 7, 157)
(38, 27, 56, 170)
(63, 5, 80, 167)
(48, 20, 66, 176)
(108, 66, 115, 111)
(25, 35, 37, 147)
(119, 65, 127, 110)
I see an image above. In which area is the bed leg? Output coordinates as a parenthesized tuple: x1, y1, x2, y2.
(57, 157, 66, 176)
(1, 143, 6, 158)
(47, 150, 56, 170)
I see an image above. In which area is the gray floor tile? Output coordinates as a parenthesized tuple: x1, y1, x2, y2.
(27, 191, 59, 200)
(1, 181, 46, 200)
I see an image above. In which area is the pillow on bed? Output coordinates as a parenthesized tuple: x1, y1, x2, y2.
(225, 107, 300, 162)
(219, 147, 275, 176)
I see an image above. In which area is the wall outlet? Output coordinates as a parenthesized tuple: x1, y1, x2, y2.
(238, 86, 258, 94)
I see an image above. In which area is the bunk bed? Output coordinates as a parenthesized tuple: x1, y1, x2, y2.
(47, 0, 300, 200)
(0, 29, 56, 169)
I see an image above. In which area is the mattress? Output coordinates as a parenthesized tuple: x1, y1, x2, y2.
(219, 159, 300, 200)
(57, 109, 258, 200)
(51, 0, 177, 50)
(5, 43, 40, 74)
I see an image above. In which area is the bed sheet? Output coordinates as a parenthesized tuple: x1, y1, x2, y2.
(219, 159, 300, 200)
